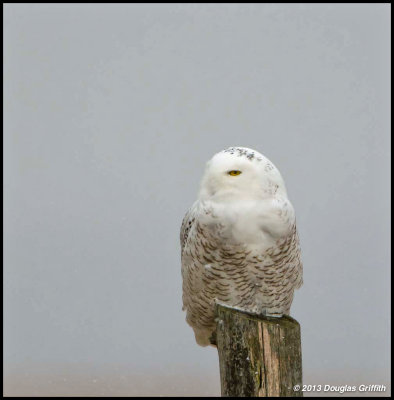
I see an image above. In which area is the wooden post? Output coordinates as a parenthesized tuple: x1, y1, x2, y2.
(215, 303, 303, 397)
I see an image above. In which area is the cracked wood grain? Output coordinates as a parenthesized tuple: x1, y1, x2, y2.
(215, 303, 303, 397)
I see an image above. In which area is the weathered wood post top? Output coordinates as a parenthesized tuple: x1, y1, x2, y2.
(214, 303, 303, 397)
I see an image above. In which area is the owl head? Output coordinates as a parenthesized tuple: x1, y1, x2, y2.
(198, 147, 288, 201)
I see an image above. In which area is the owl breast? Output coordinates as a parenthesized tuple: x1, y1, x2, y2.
(200, 198, 292, 249)
(181, 200, 301, 346)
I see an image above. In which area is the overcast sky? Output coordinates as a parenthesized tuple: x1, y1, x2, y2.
(4, 4, 390, 396)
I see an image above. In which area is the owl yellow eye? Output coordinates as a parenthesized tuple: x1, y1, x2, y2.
(228, 170, 242, 176)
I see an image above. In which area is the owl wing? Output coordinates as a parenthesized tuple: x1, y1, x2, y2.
(270, 197, 303, 290)
(291, 225, 303, 289)
(180, 201, 207, 316)
(180, 201, 199, 254)
(254, 221, 303, 317)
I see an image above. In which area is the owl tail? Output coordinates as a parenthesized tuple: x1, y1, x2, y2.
(193, 327, 215, 347)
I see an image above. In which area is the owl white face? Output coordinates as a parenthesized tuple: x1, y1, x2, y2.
(198, 147, 288, 202)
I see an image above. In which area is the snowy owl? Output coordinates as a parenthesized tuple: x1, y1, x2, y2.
(180, 147, 303, 346)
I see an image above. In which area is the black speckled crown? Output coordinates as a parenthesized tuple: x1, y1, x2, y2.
(222, 147, 263, 162)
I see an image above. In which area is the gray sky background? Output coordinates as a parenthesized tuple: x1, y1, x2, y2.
(4, 4, 390, 396)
